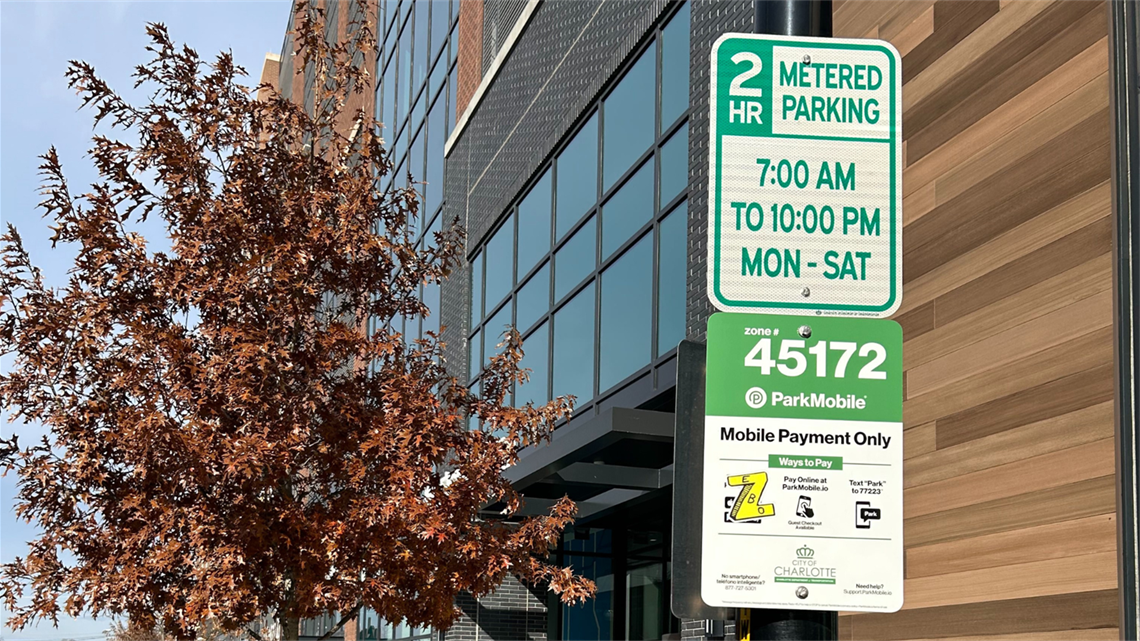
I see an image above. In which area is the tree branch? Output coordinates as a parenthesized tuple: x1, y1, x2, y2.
(315, 603, 362, 641)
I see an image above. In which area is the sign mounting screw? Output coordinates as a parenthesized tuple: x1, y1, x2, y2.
(798, 325, 812, 339)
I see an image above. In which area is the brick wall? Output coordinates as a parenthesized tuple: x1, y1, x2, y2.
(258, 53, 282, 102)
(443, 575, 549, 641)
(456, 0, 484, 120)
(680, 617, 737, 641)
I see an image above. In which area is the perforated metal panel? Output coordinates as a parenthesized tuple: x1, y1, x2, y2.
(482, 0, 528, 74)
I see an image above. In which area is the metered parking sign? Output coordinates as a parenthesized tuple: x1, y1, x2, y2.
(701, 313, 903, 612)
(707, 34, 902, 317)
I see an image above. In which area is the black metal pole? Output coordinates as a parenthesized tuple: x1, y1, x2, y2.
(754, 0, 831, 42)
(739, 5, 837, 641)
(1109, 0, 1140, 638)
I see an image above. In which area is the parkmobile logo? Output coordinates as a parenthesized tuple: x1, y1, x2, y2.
(768, 390, 867, 410)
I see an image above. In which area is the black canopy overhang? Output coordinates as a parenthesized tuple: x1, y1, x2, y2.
(482, 407, 676, 521)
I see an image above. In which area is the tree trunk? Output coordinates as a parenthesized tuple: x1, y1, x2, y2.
(280, 615, 299, 641)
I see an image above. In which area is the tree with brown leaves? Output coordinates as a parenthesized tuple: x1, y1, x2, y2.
(0, 4, 592, 639)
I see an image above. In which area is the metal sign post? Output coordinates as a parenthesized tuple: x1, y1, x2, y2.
(674, 2, 907, 640)
(747, 4, 842, 640)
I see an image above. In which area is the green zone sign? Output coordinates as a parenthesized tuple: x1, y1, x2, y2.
(702, 313, 903, 612)
(708, 34, 902, 317)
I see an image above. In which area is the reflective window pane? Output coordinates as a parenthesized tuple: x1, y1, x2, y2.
(381, 59, 396, 132)
(404, 306, 419, 346)
(517, 168, 552, 278)
(469, 327, 481, 381)
(515, 262, 550, 334)
(392, 159, 405, 195)
(659, 122, 688, 207)
(426, 209, 441, 252)
(431, 0, 449, 60)
(603, 49, 654, 191)
(562, 526, 613, 554)
(561, 553, 613, 641)
(553, 282, 595, 405)
(601, 160, 653, 259)
(626, 562, 665, 641)
(657, 202, 687, 356)
(467, 380, 479, 430)
(448, 63, 458, 134)
(484, 301, 511, 371)
(399, 24, 412, 124)
(516, 322, 549, 408)
(426, 96, 444, 215)
(422, 281, 440, 337)
(410, 125, 424, 180)
(661, 3, 690, 130)
(410, 129, 425, 232)
(484, 214, 515, 311)
(555, 113, 598, 240)
(554, 215, 596, 302)
(411, 89, 426, 132)
(375, 59, 385, 120)
(414, 0, 429, 86)
(430, 52, 447, 102)
(600, 234, 652, 391)
(393, 127, 407, 171)
(470, 251, 483, 327)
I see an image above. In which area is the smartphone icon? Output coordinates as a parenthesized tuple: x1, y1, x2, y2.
(856, 501, 881, 528)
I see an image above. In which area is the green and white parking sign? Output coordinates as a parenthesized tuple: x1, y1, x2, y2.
(702, 313, 903, 612)
(708, 34, 902, 317)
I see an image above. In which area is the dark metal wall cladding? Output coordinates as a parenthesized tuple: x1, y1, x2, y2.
(440, 0, 669, 376)
(482, 0, 528, 75)
(685, 0, 752, 344)
(680, 3, 751, 638)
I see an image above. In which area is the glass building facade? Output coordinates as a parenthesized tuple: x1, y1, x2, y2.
(373, 0, 457, 349)
(467, 4, 690, 422)
(555, 516, 677, 640)
(284, 1, 690, 639)
(361, 1, 458, 639)
(458, 5, 690, 639)
(355, 611, 433, 641)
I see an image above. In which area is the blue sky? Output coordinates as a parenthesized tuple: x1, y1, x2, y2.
(1, 2, 289, 638)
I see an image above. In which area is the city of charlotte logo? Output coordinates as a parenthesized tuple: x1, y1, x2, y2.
(774, 543, 837, 585)
(724, 472, 775, 522)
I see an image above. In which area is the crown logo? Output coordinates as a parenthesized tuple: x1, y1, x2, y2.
(796, 545, 815, 558)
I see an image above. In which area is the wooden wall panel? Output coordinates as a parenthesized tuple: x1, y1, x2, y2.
(848, 590, 1118, 640)
(835, 1, 1115, 638)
